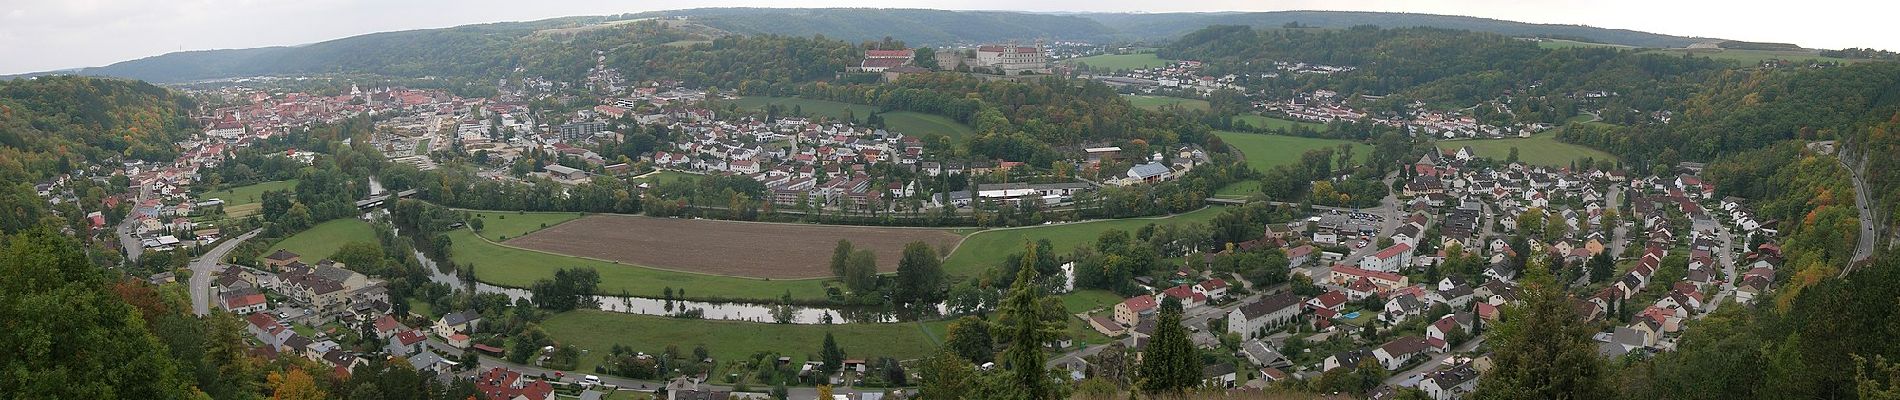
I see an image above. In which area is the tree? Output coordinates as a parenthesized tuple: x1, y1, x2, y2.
(830, 240, 854, 279)
(843, 249, 879, 293)
(1138, 296, 1201, 394)
(917, 349, 977, 399)
(820, 332, 846, 375)
(1507, 147, 1520, 164)
(1587, 252, 1614, 283)
(994, 243, 1065, 400)
(894, 241, 946, 309)
(1471, 261, 1609, 399)
(0, 228, 193, 399)
(268, 368, 327, 400)
(944, 316, 995, 364)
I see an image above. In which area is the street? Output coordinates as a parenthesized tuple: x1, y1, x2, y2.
(116, 219, 143, 264)
(1384, 337, 1485, 386)
(189, 229, 262, 316)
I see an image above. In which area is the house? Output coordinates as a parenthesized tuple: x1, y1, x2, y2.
(1380, 294, 1426, 324)
(1323, 348, 1374, 372)
(1329, 265, 1410, 292)
(1203, 363, 1238, 388)
(220, 292, 268, 314)
(1114, 295, 1158, 326)
(1227, 293, 1302, 339)
(1598, 326, 1648, 357)
(1373, 336, 1431, 370)
(263, 249, 302, 270)
(1162, 285, 1208, 309)
(1418, 363, 1480, 400)
(1286, 245, 1318, 267)
(1307, 291, 1348, 312)
(1194, 279, 1230, 301)
(373, 315, 404, 339)
(1358, 243, 1414, 272)
(1088, 314, 1126, 336)
(475, 367, 554, 400)
(1426, 313, 1473, 343)
(435, 311, 483, 338)
(1240, 341, 1293, 369)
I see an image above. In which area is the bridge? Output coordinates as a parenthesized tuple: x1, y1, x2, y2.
(356, 188, 419, 210)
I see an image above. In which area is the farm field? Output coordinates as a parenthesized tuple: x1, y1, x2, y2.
(1123, 95, 1210, 112)
(259, 218, 377, 263)
(1535, 39, 1630, 49)
(451, 229, 831, 300)
(720, 96, 975, 140)
(1213, 131, 1370, 173)
(1066, 53, 1171, 70)
(1437, 133, 1619, 167)
(462, 210, 581, 241)
(203, 180, 297, 218)
(543, 310, 946, 374)
(506, 215, 963, 279)
(1234, 114, 1325, 131)
(1643, 48, 1857, 65)
(941, 206, 1225, 277)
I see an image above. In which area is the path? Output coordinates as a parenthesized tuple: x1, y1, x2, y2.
(190, 229, 262, 316)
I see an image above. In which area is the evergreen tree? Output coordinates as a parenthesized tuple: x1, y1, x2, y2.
(1472, 261, 1609, 399)
(820, 332, 846, 375)
(917, 349, 977, 399)
(995, 243, 1064, 400)
(1138, 296, 1201, 394)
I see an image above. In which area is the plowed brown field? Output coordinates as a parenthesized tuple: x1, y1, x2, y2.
(505, 215, 963, 279)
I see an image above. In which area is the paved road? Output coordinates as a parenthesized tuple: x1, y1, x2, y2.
(1833, 149, 1878, 276)
(117, 219, 143, 264)
(1385, 337, 1486, 386)
(190, 229, 262, 316)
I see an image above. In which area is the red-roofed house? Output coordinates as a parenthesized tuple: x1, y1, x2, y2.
(1194, 279, 1230, 301)
(1163, 285, 1208, 309)
(220, 292, 268, 314)
(1114, 295, 1157, 326)
(1328, 265, 1409, 292)
(1359, 243, 1414, 272)
(475, 367, 554, 400)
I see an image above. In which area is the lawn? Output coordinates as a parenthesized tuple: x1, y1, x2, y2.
(1059, 289, 1125, 314)
(630, 170, 700, 186)
(719, 96, 975, 140)
(1123, 95, 1210, 112)
(1213, 131, 1370, 173)
(1214, 180, 1261, 199)
(1437, 133, 1620, 167)
(449, 229, 832, 301)
(543, 310, 945, 374)
(941, 207, 1225, 277)
(1643, 48, 1858, 65)
(1067, 53, 1171, 70)
(462, 210, 582, 241)
(203, 180, 298, 218)
(258, 218, 378, 263)
(1234, 114, 1326, 131)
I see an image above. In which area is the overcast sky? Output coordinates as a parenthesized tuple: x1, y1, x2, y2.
(2, 0, 1895, 75)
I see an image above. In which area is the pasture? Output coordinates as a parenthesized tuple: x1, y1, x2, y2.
(1437, 133, 1620, 167)
(1067, 53, 1171, 70)
(1124, 95, 1210, 112)
(451, 229, 832, 301)
(720, 96, 975, 140)
(462, 210, 581, 241)
(940, 207, 1225, 277)
(1644, 48, 1857, 65)
(259, 218, 377, 263)
(1213, 131, 1371, 173)
(203, 180, 297, 218)
(543, 310, 946, 374)
(505, 215, 964, 279)
(1234, 114, 1326, 131)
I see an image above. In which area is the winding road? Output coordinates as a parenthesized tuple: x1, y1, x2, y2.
(1833, 148, 1879, 276)
(189, 229, 262, 316)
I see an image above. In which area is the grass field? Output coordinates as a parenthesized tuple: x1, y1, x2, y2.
(543, 310, 946, 373)
(1535, 39, 1631, 49)
(1214, 131, 1370, 173)
(451, 229, 832, 301)
(1124, 95, 1210, 112)
(1214, 180, 1262, 199)
(505, 215, 962, 279)
(630, 170, 700, 186)
(1234, 115, 1326, 131)
(1067, 53, 1171, 70)
(720, 97, 975, 140)
(1437, 133, 1620, 167)
(1643, 48, 1857, 65)
(203, 180, 297, 218)
(1060, 290, 1125, 314)
(463, 210, 581, 241)
(260, 218, 377, 262)
(941, 207, 1225, 277)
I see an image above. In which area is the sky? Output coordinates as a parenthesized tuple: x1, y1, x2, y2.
(2, 0, 1896, 75)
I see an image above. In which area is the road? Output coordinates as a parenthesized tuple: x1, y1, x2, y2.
(1385, 337, 1486, 386)
(117, 219, 144, 264)
(189, 229, 262, 316)
(1833, 148, 1878, 276)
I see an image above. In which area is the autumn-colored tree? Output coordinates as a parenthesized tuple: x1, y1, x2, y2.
(268, 368, 326, 400)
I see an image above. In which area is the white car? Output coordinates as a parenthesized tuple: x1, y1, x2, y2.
(581, 375, 601, 387)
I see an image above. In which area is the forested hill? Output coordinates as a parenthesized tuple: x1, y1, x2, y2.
(0, 76, 197, 182)
(1079, 11, 1705, 47)
(17, 8, 1729, 83)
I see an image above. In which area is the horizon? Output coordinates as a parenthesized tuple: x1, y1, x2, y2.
(3, 1, 1898, 75)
